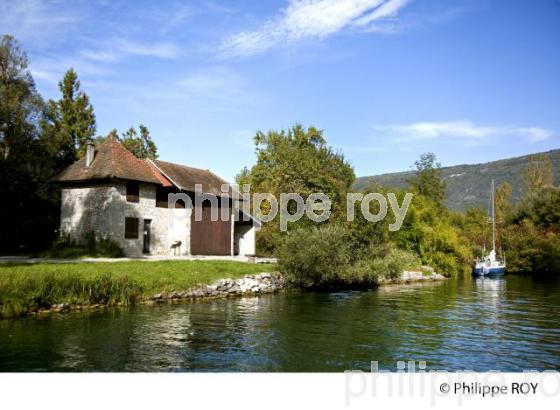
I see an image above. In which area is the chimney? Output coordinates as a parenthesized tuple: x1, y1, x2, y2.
(85, 139, 95, 167)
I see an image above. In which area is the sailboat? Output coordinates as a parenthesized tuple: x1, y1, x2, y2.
(473, 179, 506, 276)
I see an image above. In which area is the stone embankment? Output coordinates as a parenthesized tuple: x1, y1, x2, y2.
(148, 272, 288, 302)
(378, 269, 446, 285)
(34, 270, 445, 316)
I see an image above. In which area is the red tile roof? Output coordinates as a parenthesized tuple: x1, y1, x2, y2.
(56, 137, 234, 197)
(56, 136, 162, 184)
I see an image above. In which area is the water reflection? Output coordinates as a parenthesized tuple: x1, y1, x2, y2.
(1, 275, 559, 372)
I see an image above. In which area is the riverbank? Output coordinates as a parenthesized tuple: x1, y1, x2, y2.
(0, 261, 445, 319)
(0, 260, 277, 319)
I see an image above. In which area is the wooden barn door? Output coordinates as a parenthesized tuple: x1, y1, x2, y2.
(190, 203, 231, 255)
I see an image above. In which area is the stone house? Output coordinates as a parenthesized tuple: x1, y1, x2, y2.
(56, 136, 257, 257)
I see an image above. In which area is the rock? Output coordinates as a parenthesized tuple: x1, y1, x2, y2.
(168, 291, 181, 299)
(258, 283, 272, 292)
(142, 272, 287, 304)
(218, 280, 236, 292)
(49, 303, 70, 313)
(191, 289, 205, 298)
(402, 271, 423, 281)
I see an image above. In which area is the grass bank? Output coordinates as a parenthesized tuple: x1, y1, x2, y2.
(0, 260, 276, 319)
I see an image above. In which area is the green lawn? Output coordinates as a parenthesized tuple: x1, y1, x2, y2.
(0, 260, 276, 319)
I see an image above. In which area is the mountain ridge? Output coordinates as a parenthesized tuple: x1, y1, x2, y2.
(353, 149, 560, 211)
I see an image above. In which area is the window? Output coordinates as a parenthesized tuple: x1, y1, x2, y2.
(125, 217, 139, 239)
(126, 181, 139, 202)
(156, 185, 169, 208)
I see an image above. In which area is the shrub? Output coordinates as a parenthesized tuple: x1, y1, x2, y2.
(277, 225, 351, 286)
(41, 231, 124, 258)
(343, 245, 420, 283)
(277, 225, 422, 287)
(96, 236, 125, 258)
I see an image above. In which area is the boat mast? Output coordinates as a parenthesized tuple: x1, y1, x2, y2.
(491, 179, 496, 252)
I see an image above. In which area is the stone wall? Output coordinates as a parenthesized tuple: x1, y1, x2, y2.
(61, 182, 191, 257)
(61, 183, 124, 244)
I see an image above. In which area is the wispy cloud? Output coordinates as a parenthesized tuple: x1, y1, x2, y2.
(363, 4, 472, 34)
(175, 66, 260, 112)
(372, 120, 554, 143)
(0, 0, 82, 44)
(178, 66, 248, 96)
(229, 129, 256, 149)
(29, 37, 182, 87)
(518, 127, 554, 142)
(81, 39, 181, 62)
(219, 0, 410, 57)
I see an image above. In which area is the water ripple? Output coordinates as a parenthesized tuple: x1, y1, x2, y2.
(1, 275, 560, 371)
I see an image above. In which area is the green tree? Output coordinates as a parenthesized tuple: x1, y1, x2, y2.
(523, 153, 554, 197)
(51, 69, 96, 159)
(407, 152, 446, 206)
(0, 35, 43, 159)
(120, 124, 158, 159)
(0, 35, 59, 251)
(96, 126, 158, 159)
(241, 124, 355, 254)
(495, 181, 512, 225)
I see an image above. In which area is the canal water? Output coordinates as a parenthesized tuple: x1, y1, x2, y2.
(1, 275, 559, 372)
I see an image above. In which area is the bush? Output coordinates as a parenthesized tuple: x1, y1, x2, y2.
(277, 225, 421, 287)
(41, 231, 124, 258)
(277, 225, 351, 286)
(343, 245, 420, 283)
(502, 219, 560, 274)
(96, 236, 125, 258)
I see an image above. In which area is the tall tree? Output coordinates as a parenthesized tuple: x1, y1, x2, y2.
(495, 181, 512, 224)
(57, 69, 96, 158)
(523, 153, 554, 197)
(0, 35, 43, 159)
(408, 152, 447, 206)
(0, 35, 59, 251)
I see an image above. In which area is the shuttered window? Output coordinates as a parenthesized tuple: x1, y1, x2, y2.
(125, 217, 139, 239)
(126, 181, 140, 202)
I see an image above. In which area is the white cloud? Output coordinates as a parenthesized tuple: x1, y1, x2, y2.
(81, 39, 181, 63)
(372, 120, 554, 143)
(518, 127, 554, 143)
(30, 53, 111, 86)
(0, 0, 82, 44)
(115, 39, 180, 59)
(219, 0, 410, 57)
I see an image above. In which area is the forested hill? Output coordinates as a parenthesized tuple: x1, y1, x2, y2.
(353, 149, 560, 211)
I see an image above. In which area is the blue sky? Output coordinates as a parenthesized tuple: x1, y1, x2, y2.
(2, 0, 559, 181)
